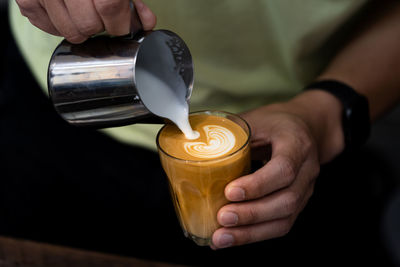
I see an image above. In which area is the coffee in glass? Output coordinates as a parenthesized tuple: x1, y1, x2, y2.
(157, 111, 251, 246)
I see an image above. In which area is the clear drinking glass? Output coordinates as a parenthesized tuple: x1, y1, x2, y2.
(156, 111, 251, 246)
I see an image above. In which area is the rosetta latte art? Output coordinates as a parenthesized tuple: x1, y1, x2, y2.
(183, 125, 236, 159)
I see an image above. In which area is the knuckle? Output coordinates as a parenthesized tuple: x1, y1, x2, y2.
(16, 0, 32, 9)
(245, 206, 259, 224)
(19, 9, 29, 18)
(298, 130, 313, 151)
(300, 141, 314, 160)
(94, 0, 124, 17)
(250, 172, 267, 196)
(303, 138, 314, 154)
(76, 21, 103, 36)
(277, 156, 296, 185)
(65, 33, 87, 44)
(16, 0, 36, 16)
(282, 191, 300, 215)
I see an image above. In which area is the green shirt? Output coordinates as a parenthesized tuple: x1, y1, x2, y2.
(9, 0, 368, 151)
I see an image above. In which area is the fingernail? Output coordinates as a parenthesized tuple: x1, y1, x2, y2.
(216, 234, 234, 248)
(227, 187, 245, 201)
(220, 211, 238, 226)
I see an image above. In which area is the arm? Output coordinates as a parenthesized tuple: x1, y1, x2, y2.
(212, 0, 400, 249)
(305, 0, 400, 163)
(15, 0, 157, 44)
(319, 0, 400, 122)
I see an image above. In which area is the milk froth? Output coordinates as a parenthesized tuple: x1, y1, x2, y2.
(184, 125, 236, 159)
(158, 114, 248, 161)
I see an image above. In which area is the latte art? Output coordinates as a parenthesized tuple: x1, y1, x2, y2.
(158, 113, 248, 161)
(183, 125, 235, 159)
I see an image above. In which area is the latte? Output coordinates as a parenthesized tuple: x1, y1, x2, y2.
(157, 111, 251, 246)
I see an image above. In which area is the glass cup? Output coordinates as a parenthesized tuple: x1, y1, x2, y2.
(156, 111, 251, 246)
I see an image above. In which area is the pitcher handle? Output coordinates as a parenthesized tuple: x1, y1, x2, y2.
(128, 0, 144, 39)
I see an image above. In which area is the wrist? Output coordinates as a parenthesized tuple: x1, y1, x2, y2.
(288, 90, 345, 164)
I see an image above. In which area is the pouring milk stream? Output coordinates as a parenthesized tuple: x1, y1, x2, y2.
(135, 68, 199, 140)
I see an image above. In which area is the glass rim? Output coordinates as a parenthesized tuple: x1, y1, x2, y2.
(156, 110, 251, 163)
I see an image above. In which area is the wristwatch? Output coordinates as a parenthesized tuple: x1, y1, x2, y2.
(304, 79, 371, 151)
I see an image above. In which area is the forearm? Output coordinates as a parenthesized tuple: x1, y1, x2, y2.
(318, 0, 400, 121)
(290, 0, 400, 163)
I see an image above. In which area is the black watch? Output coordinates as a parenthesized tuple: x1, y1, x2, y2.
(304, 80, 371, 151)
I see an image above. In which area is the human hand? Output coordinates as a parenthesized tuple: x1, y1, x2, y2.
(211, 91, 345, 249)
(16, 0, 157, 43)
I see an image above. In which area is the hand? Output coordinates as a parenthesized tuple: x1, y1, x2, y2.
(16, 0, 157, 43)
(211, 91, 345, 249)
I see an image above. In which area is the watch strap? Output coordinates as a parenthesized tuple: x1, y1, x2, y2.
(304, 80, 371, 151)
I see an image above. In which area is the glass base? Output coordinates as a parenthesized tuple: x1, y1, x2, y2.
(184, 231, 211, 246)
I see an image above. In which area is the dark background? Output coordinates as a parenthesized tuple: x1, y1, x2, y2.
(1, 1, 400, 266)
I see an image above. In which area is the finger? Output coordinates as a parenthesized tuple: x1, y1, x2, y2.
(218, 189, 301, 227)
(64, 0, 104, 37)
(41, 0, 87, 43)
(93, 0, 131, 36)
(16, 0, 60, 35)
(134, 0, 157, 30)
(212, 217, 294, 249)
(225, 132, 311, 201)
(214, 165, 317, 249)
(219, 165, 317, 227)
(225, 155, 298, 201)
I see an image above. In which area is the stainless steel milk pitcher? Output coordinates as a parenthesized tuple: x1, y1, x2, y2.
(48, 3, 193, 128)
